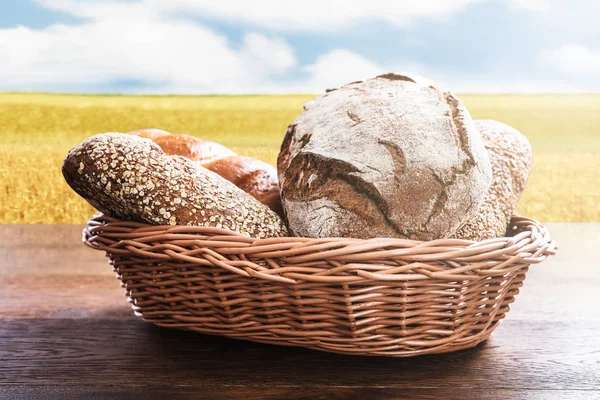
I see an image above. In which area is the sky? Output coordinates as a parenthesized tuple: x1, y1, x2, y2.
(0, 0, 599, 94)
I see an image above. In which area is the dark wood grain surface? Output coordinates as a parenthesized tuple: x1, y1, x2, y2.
(1, 223, 599, 399)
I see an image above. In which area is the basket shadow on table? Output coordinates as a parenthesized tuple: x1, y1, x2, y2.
(137, 319, 491, 386)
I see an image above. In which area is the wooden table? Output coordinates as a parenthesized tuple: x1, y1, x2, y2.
(1, 224, 599, 399)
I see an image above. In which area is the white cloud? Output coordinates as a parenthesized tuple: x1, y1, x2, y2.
(150, 0, 484, 32)
(2, 0, 595, 93)
(34, 0, 150, 19)
(445, 78, 598, 93)
(299, 49, 437, 92)
(35, 0, 548, 32)
(0, 17, 296, 92)
(504, 0, 550, 11)
(298, 49, 594, 94)
(539, 44, 600, 76)
(303, 49, 384, 89)
(241, 33, 296, 75)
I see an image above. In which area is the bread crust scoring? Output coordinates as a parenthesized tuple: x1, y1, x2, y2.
(278, 74, 492, 240)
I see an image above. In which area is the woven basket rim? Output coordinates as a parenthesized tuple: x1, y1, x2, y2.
(83, 214, 557, 285)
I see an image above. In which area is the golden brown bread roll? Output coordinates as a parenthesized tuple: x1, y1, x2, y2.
(202, 155, 283, 217)
(154, 134, 236, 163)
(127, 128, 171, 140)
(127, 129, 283, 217)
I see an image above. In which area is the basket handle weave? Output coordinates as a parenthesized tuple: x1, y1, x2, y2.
(83, 214, 556, 284)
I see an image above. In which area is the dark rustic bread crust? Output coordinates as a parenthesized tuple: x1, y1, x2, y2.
(278, 74, 492, 240)
(452, 120, 533, 240)
(63, 133, 287, 238)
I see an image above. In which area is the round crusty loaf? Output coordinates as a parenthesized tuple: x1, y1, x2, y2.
(277, 73, 492, 240)
(62, 133, 287, 238)
(452, 120, 533, 241)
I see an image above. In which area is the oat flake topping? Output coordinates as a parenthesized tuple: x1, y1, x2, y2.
(62, 133, 287, 238)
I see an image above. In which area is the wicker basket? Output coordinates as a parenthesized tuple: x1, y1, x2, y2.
(83, 214, 556, 357)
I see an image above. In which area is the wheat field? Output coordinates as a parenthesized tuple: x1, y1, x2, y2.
(0, 93, 598, 224)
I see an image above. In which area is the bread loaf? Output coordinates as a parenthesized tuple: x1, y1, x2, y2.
(452, 120, 533, 240)
(127, 129, 283, 217)
(127, 128, 171, 140)
(153, 134, 236, 163)
(278, 73, 492, 240)
(62, 133, 287, 238)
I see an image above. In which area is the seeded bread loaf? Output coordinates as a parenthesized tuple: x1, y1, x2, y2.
(278, 74, 492, 240)
(452, 120, 533, 240)
(127, 129, 283, 217)
(62, 133, 287, 238)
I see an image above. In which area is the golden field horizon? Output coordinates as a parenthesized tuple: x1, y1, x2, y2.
(1, 92, 598, 224)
